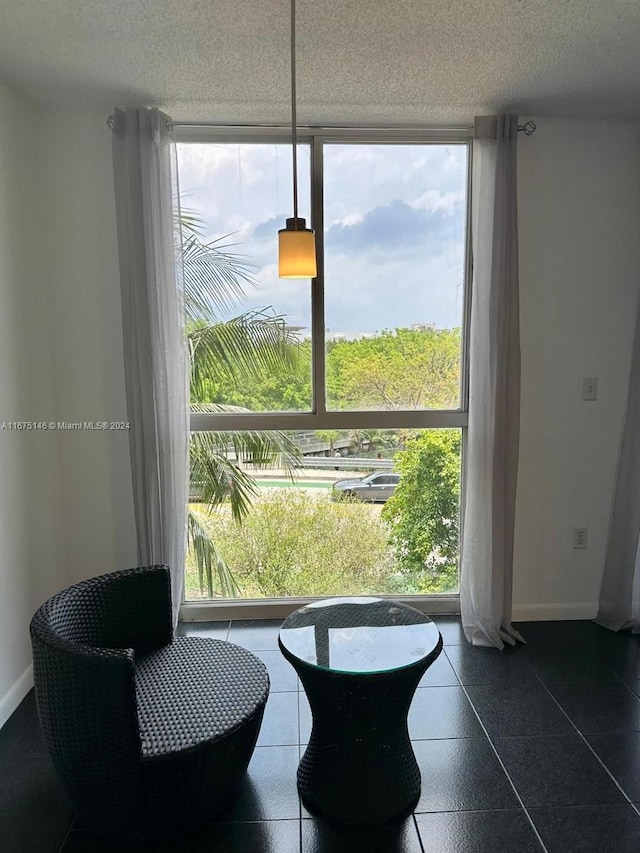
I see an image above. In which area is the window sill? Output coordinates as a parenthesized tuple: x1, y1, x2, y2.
(180, 594, 460, 622)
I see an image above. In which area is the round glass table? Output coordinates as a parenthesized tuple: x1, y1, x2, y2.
(278, 597, 442, 824)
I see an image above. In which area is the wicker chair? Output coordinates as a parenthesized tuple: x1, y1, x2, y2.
(29, 565, 269, 842)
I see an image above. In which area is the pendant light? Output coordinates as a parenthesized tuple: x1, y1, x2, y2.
(278, 0, 317, 278)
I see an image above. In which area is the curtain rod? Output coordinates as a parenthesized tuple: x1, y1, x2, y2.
(106, 115, 537, 135)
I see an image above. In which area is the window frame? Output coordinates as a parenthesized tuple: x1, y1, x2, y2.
(176, 125, 473, 617)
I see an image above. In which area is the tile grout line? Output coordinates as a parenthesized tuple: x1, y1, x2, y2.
(298, 806, 303, 853)
(414, 805, 557, 814)
(57, 815, 76, 853)
(297, 687, 303, 845)
(441, 647, 551, 853)
(603, 659, 640, 700)
(265, 616, 304, 848)
(411, 811, 427, 853)
(523, 657, 640, 819)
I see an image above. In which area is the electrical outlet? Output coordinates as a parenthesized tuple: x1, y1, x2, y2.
(574, 527, 588, 549)
(582, 377, 598, 401)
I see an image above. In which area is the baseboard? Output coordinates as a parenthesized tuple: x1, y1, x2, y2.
(0, 664, 34, 730)
(512, 602, 598, 622)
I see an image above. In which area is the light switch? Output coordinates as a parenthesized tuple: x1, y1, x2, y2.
(582, 377, 598, 401)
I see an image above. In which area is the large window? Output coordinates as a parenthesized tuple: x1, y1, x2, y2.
(176, 128, 470, 605)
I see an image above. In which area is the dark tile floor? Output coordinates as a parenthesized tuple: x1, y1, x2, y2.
(3, 617, 640, 851)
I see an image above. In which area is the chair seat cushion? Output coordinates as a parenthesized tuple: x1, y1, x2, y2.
(135, 637, 269, 758)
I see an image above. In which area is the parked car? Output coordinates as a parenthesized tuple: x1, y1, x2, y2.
(332, 471, 400, 503)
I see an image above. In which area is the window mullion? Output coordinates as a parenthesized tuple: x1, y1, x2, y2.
(189, 410, 468, 432)
(310, 135, 326, 415)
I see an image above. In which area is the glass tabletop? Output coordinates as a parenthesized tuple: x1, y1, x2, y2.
(279, 597, 441, 674)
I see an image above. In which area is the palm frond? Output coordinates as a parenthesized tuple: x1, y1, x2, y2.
(197, 422, 301, 473)
(175, 206, 206, 240)
(182, 235, 258, 322)
(190, 432, 259, 522)
(187, 509, 241, 597)
(188, 311, 301, 402)
(189, 427, 301, 522)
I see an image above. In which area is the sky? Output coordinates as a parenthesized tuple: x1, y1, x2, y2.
(176, 142, 468, 337)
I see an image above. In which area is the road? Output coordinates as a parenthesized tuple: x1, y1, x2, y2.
(248, 466, 366, 495)
(252, 475, 384, 514)
(256, 479, 332, 491)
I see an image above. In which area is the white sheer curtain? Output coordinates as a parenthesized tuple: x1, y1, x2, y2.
(460, 114, 524, 649)
(596, 291, 640, 632)
(112, 107, 189, 626)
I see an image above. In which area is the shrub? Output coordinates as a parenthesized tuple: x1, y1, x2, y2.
(186, 490, 399, 598)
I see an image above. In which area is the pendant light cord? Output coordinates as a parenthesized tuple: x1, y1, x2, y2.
(290, 0, 299, 224)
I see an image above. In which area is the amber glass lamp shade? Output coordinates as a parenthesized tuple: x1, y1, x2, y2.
(278, 217, 317, 278)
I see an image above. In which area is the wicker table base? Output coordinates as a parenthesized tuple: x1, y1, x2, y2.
(279, 599, 442, 825)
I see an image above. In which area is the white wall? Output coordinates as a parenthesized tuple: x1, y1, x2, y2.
(39, 111, 137, 587)
(0, 81, 62, 725)
(0, 99, 137, 723)
(514, 118, 640, 620)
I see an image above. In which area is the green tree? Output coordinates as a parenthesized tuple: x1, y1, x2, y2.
(382, 430, 461, 593)
(205, 323, 461, 416)
(327, 328, 460, 410)
(348, 428, 397, 456)
(316, 429, 343, 453)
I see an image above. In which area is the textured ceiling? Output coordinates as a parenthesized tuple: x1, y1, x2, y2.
(1, 0, 640, 122)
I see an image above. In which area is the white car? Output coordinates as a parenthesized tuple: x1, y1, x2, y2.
(332, 471, 400, 503)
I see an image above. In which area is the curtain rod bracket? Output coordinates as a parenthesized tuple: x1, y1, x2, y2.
(107, 113, 172, 132)
(518, 120, 536, 136)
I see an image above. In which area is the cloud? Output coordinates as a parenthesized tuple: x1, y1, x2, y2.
(324, 199, 457, 255)
(233, 248, 465, 336)
(177, 141, 468, 332)
(409, 189, 466, 214)
(252, 214, 289, 240)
